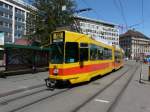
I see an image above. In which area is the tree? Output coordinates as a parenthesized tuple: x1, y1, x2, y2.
(26, 0, 77, 45)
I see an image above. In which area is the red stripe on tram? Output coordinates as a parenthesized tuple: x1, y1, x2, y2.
(50, 62, 113, 76)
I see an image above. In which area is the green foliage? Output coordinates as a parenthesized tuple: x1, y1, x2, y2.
(26, 0, 77, 45)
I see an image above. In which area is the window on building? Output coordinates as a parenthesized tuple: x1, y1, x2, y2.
(9, 23, 12, 28)
(9, 5, 12, 10)
(22, 18, 24, 22)
(0, 11, 3, 16)
(96, 26, 99, 29)
(5, 32, 9, 37)
(0, 1, 3, 6)
(9, 15, 12, 19)
(5, 13, 9, 18)
(0, 21, 3, 26)
(18, 26, 21, 30)
(5, 22, 9, 27)
(5, 3, 8, 9)
(18, 18, 21, 22)
(15, 17, 18, 21)
(18, 34, 21, 38)
(21, 10, 24, 14)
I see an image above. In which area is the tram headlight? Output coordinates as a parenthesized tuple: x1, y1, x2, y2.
(53, 67, 59, 75)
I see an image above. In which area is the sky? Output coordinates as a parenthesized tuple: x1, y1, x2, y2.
(76, 0, 150, 37)
(24, 0, 150, 37)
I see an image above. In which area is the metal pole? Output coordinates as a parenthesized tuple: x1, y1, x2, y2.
(139, 61, 142, 83)
(148, 62, 150, 81)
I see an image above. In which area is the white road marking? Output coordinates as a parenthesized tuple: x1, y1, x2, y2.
(95, 99, 110, 103)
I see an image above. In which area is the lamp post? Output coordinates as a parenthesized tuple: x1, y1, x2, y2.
(127, 47, 130, 59)
(148, 59, 150, 81)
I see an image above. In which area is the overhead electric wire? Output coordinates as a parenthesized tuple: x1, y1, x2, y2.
(141, 0, 144, 28)
(112, 0, 128, 32)
(117, 0, 128, 29)
(113, 0, 120, 11)
(81, 0, 104, 20)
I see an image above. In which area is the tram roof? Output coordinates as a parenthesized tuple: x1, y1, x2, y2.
(53, 30, 113, 49)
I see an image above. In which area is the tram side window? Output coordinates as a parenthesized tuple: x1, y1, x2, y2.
(97, 46, 103, 60)
(103, 48, 107, 60)
(115, 52, 117, 59)
(80, 43, 89, 61)
(108, 49, 112, 60)
(103, 48, 112, 60)
(90, 45, 98, 60)
(65, 42, 79, 63)
(115, 51, 121, 62)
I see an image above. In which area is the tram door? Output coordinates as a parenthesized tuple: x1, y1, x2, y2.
(79, 43, 89, 68)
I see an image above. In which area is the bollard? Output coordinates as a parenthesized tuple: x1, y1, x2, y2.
(139, 63, 142, 83)
(149, 63, 150, 81)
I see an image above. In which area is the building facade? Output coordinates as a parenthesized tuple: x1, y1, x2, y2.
(119, 30, 150, 59)
(0, 0, 35, 43)
(74, 16, 119, 46)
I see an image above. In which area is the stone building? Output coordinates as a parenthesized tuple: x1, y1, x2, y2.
(119, 30, 150, 59)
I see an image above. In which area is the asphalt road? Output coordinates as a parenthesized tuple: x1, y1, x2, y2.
(0, 61, 139, 112)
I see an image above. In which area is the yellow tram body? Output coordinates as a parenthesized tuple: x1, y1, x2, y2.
(47, 30, 124, 85)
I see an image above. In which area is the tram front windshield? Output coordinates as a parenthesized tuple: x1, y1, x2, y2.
(50, 42, 64, 64)
(50, 42, 79, 64)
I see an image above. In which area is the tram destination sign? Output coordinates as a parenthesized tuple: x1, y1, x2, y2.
(52, 32, 64, 42)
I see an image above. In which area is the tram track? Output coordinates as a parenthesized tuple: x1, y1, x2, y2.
(0, 87, 71, 112)
(0, 86, 46, 105)
(0, 63, 133, 112)
(0, 84, 45, 98)
(107, 63, 140, 112)
(71, 63, 138, 112)
(0, 63, 132, 105)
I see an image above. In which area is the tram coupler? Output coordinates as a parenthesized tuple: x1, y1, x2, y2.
(45, 78, 56, 90)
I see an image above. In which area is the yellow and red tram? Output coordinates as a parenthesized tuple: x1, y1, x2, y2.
(45, 30, 124, 87)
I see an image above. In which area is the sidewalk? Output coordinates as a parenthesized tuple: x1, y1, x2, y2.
(0, 72, 48, 97)
(112, 63, 150, 112)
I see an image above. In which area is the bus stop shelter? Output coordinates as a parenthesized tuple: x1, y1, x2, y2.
(0, 44, 50, 76)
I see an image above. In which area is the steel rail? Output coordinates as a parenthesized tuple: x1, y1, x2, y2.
(107, 63, 140, 112)
(1, 64, 132, 112)
(71, 64, 136, 112)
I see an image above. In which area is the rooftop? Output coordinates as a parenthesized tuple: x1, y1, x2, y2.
(6, 0, 36, 10)
(74, 16, 118, 27)
(120, 30, 150, 40)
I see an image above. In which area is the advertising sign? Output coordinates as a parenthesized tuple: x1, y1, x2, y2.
(0, 32, 4, 46)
